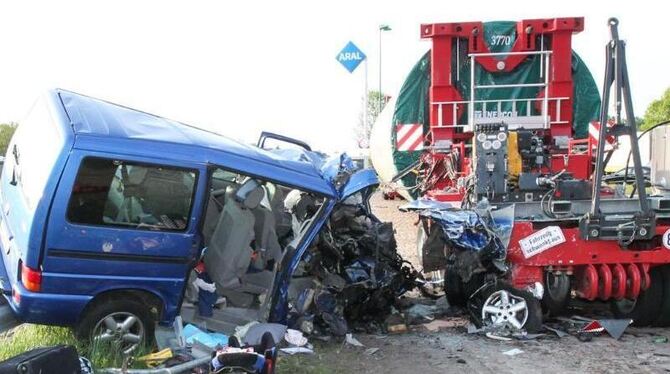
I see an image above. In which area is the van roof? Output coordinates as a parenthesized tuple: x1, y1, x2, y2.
(51, 89, 337, 197)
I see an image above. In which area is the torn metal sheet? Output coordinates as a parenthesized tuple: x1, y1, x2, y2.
(580, 319, 632, 340)
(287, 189, 419, 336)
(402, 199, 510, 259)
(543, 325, 569, 338)
(269, 150, 362, 195)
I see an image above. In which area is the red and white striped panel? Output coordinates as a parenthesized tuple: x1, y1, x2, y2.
(588, 121, 616, 148)
(395, 123, 424, 152)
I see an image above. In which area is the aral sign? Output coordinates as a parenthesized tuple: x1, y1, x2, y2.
(336, 41, 366, 73)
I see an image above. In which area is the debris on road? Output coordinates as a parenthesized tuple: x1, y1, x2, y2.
(385, 314, 408, 334)
(502, 348, 524, 356)
(406, 304, 437, 324)
(183, 324, 229, 349)
(280, 347, 314, 355)
(653, 336, 669, 343)
(364, 347, 380, 356)
(543, 325, 569, 338)
(579, 319, 632, 340)
(137, 348, 175, 368)
(345, 333, 364, 347)
(486, 332, 512, 341)
(284, 329, 308, 347)
(422, 318, 469, 332)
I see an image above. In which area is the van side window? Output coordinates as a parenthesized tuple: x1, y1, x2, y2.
(67, 157, 197, 231)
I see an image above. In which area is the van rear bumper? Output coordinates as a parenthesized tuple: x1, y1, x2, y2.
(9, 284, 91, 326)
(0, 231, 89, 326)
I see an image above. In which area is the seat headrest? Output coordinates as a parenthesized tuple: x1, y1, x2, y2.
(127, 167, 148, 185)
(235, 179, 264, 209)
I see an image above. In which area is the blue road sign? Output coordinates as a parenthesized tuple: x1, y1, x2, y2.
(336, 41, 366, 73)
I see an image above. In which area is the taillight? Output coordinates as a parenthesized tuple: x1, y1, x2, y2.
(21, 263, 42, 292)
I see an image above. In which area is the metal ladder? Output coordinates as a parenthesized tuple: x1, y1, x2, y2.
(433, 49, 569, 131)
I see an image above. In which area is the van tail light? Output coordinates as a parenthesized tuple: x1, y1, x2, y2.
(21, 264, 42, 292)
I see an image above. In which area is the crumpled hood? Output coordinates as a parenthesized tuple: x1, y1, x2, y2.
(269, 149, 378, 199)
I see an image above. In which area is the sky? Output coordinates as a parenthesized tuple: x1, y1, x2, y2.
(1, 0, 668, 153)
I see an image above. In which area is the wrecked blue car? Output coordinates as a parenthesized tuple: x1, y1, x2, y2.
(0, 89, 399, 351)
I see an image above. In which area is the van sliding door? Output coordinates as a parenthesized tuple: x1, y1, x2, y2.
(41, 151, 206, 323)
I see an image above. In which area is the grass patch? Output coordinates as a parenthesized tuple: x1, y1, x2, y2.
(0, 324, 150, 369)
(0, 325, 79, 360)
(1, 325, 340, 373)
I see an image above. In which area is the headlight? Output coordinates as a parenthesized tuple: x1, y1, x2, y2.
(492, 140, 502, 149)
(477, 133, 487, 142)
(482, 140, 492, 150)
(497, 132, 507, 142)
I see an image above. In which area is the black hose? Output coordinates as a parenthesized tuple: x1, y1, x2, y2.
(621, 120, 670, 197)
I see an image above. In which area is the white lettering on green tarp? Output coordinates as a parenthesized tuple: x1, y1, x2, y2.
(474, 110, 519, 118)
(490, 34, 514, 46)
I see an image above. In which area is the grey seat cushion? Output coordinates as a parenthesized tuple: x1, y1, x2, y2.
(204, 179, 267, 293)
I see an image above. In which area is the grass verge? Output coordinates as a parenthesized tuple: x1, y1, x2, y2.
(0, 324, 150, 369)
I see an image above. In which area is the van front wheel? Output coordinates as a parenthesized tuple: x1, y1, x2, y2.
(75, 298, 154, 354)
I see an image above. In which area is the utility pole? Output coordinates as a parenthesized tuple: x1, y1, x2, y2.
(379, 24, 391, 115)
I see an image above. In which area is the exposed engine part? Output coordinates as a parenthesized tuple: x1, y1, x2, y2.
(288, 198, 420, 335)
(555, 179, 592, 200)
(474, 123, 508, 198)
(518, 172, 543, 191)
(517, 130, 549, 172)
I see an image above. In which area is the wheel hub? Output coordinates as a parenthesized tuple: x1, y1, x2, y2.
(93, 312, 144, 355)
(481, 289, 529, 331)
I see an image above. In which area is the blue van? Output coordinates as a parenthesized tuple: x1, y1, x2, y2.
(0, 89, 377, 352)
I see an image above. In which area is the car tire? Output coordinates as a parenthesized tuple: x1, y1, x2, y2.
(542, 272, 570, 316)
(476, 282, 543, 333)
(654, 266, 670, 327)
(75, 297, 155, 354)
(611, 267, 663, 327)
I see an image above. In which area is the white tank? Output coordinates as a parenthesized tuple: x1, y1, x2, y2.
(369, 96, 413, 201)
